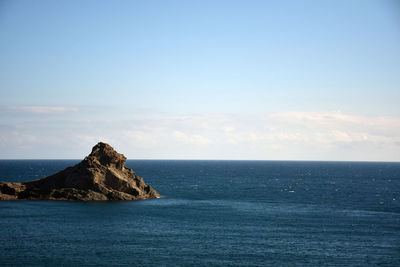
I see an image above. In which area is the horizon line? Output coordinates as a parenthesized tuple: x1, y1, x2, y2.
(0, 158, 399, 163)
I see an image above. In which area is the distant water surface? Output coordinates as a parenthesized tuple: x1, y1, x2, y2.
(1, 160, 399, 266)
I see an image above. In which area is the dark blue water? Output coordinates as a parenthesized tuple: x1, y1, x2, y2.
(1, 160, 400, 266)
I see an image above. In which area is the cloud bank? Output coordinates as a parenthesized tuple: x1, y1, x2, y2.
(0, 107, 399, 161)
(7, 105, 80, 114)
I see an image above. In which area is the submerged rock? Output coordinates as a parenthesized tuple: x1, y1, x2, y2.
(0, 142, 161, 201)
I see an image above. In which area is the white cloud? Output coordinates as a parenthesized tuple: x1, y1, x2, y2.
(172, 131, 211, 146)
(268, 111, 400, 145)
(0, 111, 399, 160)
(269, 112, 400, 132)
(0, 131, 38, 146)
(8, 105, 79, 114)
(122, 130, 160, 147)
(223, 126, 235, 132)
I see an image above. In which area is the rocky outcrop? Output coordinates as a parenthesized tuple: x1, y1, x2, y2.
(0, 142, 161, 201)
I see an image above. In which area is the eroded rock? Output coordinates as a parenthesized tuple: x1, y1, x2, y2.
(0, 142, 161, 201)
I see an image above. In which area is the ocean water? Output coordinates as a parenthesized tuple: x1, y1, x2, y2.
(0, 160, 400, 266)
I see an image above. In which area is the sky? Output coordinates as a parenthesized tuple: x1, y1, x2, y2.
(0, 0, 399, 160)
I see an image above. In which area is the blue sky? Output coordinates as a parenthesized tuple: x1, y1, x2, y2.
(0, 0, 399, 160)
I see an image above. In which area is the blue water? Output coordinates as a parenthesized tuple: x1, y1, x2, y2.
(1, 160, 400, 266)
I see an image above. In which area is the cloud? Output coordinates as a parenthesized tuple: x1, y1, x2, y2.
(172, 131, 211, 146)
(122, 130, 160, 147)
(0, 110, 399, 160)
(0, 131, 38, 146)
(7, 105, 80, 114)
(267, 111, 400, 145)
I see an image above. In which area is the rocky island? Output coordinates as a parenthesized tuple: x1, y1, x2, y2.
(0, 142, 161, 201)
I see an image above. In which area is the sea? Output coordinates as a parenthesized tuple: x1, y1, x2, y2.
(0, 160, 399, 266)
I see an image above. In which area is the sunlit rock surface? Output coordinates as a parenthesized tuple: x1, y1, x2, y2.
(0, 142, 161, 201)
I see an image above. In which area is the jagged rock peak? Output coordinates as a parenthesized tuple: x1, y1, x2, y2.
(86, 142, 127, 169)
(0, 142, 161, 201)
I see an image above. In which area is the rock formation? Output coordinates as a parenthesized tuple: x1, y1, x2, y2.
(0, 142, 161, 201)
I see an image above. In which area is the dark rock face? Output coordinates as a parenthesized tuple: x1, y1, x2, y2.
(0, 142, 161, 201)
